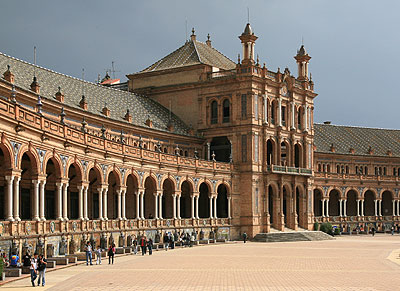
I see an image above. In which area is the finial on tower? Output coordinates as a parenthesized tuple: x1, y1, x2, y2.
(206, 33, 212, 47)
(294, 44, 311, 80)
(190, 27, 196, 41)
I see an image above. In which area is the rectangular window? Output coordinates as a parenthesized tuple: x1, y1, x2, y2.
(282, 106, 286, 126)
(254, 95, 258, 121)
(241, 134, 247, 162)
(241, 94, 247, 119)
(254, 134, 259, 162)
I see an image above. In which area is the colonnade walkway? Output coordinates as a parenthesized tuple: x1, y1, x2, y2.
(3, 235, 400, 290)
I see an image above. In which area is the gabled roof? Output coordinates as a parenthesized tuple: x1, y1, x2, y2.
(314, 123, 400, 158)
(0, 52, 191, 136)
(140, 39, 236, 73)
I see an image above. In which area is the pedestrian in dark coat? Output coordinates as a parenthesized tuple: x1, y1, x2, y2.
(147, 238, 153, 255)
(108, 243, 115, 264)
(243, 232, 248, 243)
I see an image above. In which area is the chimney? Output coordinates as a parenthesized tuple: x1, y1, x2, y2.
(206, 33, 212, 47)
(323, 121, 331, 125)
(30, 76, 40, 94)
(55, 86, 64, 103)
(79, 95, 88, 110)
(3, 65, 14, 83)
(190, 28, 196, 41)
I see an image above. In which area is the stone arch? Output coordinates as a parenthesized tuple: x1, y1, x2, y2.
(0, 141, 13, 219)
(364, 189, 376, 216)
(328, 189, 341, 216)
(282, 183, 292, 226)
(160, 175, 177, 192)
(85, 162, 104, 185)
(107, 170, 122, 219)
(280, 140, 291, 166)
(141, 172, 158, 190)
(18, 146, 40, 175)
(19, 150, 39, 220)
(361, 188, 377, 199)
(180, 180, 193, 218)
(87, 165, 103, 219)
(216, 183, 229, 218)
(346, 189, 359, 217)
(42, 153, 63, 179)
(125, 173, 139, 219)
(66, 162, 83, 220)
(177, 177, 195, 192)
(196, 178, 213, 194)
(198, 182, 211, 218)
(215, 180, 232, 197)
(266, 138, 275, 166)
(144, 175, 157, 219)
(162, 177, 175, 219)
(105, 167, 122, 187)
(0, 140, 13, 170)
(123, 169, 140, 188)
(382, 190, 394, 216)
(210, 98, 219, 124)
(294, 142, 303, 168)
(313, 188, 323, 217)
(267, 182, 279, 226)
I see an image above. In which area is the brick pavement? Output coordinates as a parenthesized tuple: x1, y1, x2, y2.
(2, 235, 400, 290)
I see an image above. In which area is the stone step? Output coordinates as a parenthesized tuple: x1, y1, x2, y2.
(253, 231, 334, 243)
(4, 268, 22, 277)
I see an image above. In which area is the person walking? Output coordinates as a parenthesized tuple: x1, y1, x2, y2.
(163, 232, 169, 251)
(95, 246, 102, 265)
(140, 235, 147, 256)
(147, 238, 153, 255)
(243, 232, 248, 243)
(84, 241, 93, 266)
(372, 227, 376, 236)
(133, 237, 138, 255)
(30, 252, 38, 287)
(37, 254, 47, 286)
(108, 244, 115, 264)
(391, 226, 395, 235)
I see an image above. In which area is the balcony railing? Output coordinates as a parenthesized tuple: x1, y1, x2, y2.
(267, 165, 312, 176)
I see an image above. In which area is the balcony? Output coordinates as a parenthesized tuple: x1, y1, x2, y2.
(266, 165, 312, 176)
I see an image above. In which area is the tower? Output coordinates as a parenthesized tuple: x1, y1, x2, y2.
(239, 23, 258, 65)
(294, 45, 311, 81)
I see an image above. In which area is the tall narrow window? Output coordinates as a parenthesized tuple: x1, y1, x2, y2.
(223, 99, 230, 123)
(297, 108, 302, 129)
(254, 135, 259, 162)
(254, 95, 258, 121)
(211, 101, 218, 124)
(281, 106, 286, 126)
(271, 101, 276, 124)
(241, 134, 247, 162)
(241, 94, 247, 119)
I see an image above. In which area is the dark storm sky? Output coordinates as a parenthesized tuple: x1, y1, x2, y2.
(1, 0, 399, 129)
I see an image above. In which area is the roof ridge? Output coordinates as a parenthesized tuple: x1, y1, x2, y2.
(314, 122, 400, 132)
(194, 39, 236, 66)
(192, 40, 202, 64)
(0, 51, 134, 96)
(140, 42, 188, 73)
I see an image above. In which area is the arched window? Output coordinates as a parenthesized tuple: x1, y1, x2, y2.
(211, 101, 218, 124)
(271, 101, 276, 125)
(222, 99, 230, 123)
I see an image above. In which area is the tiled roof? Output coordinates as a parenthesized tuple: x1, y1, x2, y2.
(140, 40, 236, 73)
(0, 52, 191, 136)
(314, 123, 400, 157)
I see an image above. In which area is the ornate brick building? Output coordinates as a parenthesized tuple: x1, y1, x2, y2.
(0, 23, 397, 257)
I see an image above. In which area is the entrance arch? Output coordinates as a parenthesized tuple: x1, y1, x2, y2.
(107, 171, 120, 219)
(364, 190, 375, 216)
(144, 177, 156, 219)
(20, 153, 38, 220)
(328, 189, 340, 216)
(88, 167, 102, 219)
(382, 191, 393, 216)
(162, 179, 174, 219)
(44, 158, 62, 220)
(346, 190, 358, 216)
(216, 184, 228, 218)
(125, 174, 138, 219)
(180, 180, 192, 218)
(268, 185, 276, 225)
(198, 182, 210, 218)
(313, 189, 323, 217)
(67, 163, 82, 220)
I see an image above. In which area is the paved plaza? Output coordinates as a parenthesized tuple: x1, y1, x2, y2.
(3, 235, 400, 290)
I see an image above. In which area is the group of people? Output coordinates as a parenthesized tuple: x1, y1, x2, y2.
(27, 252, 47, 287)
(84, 241, 117, 265)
